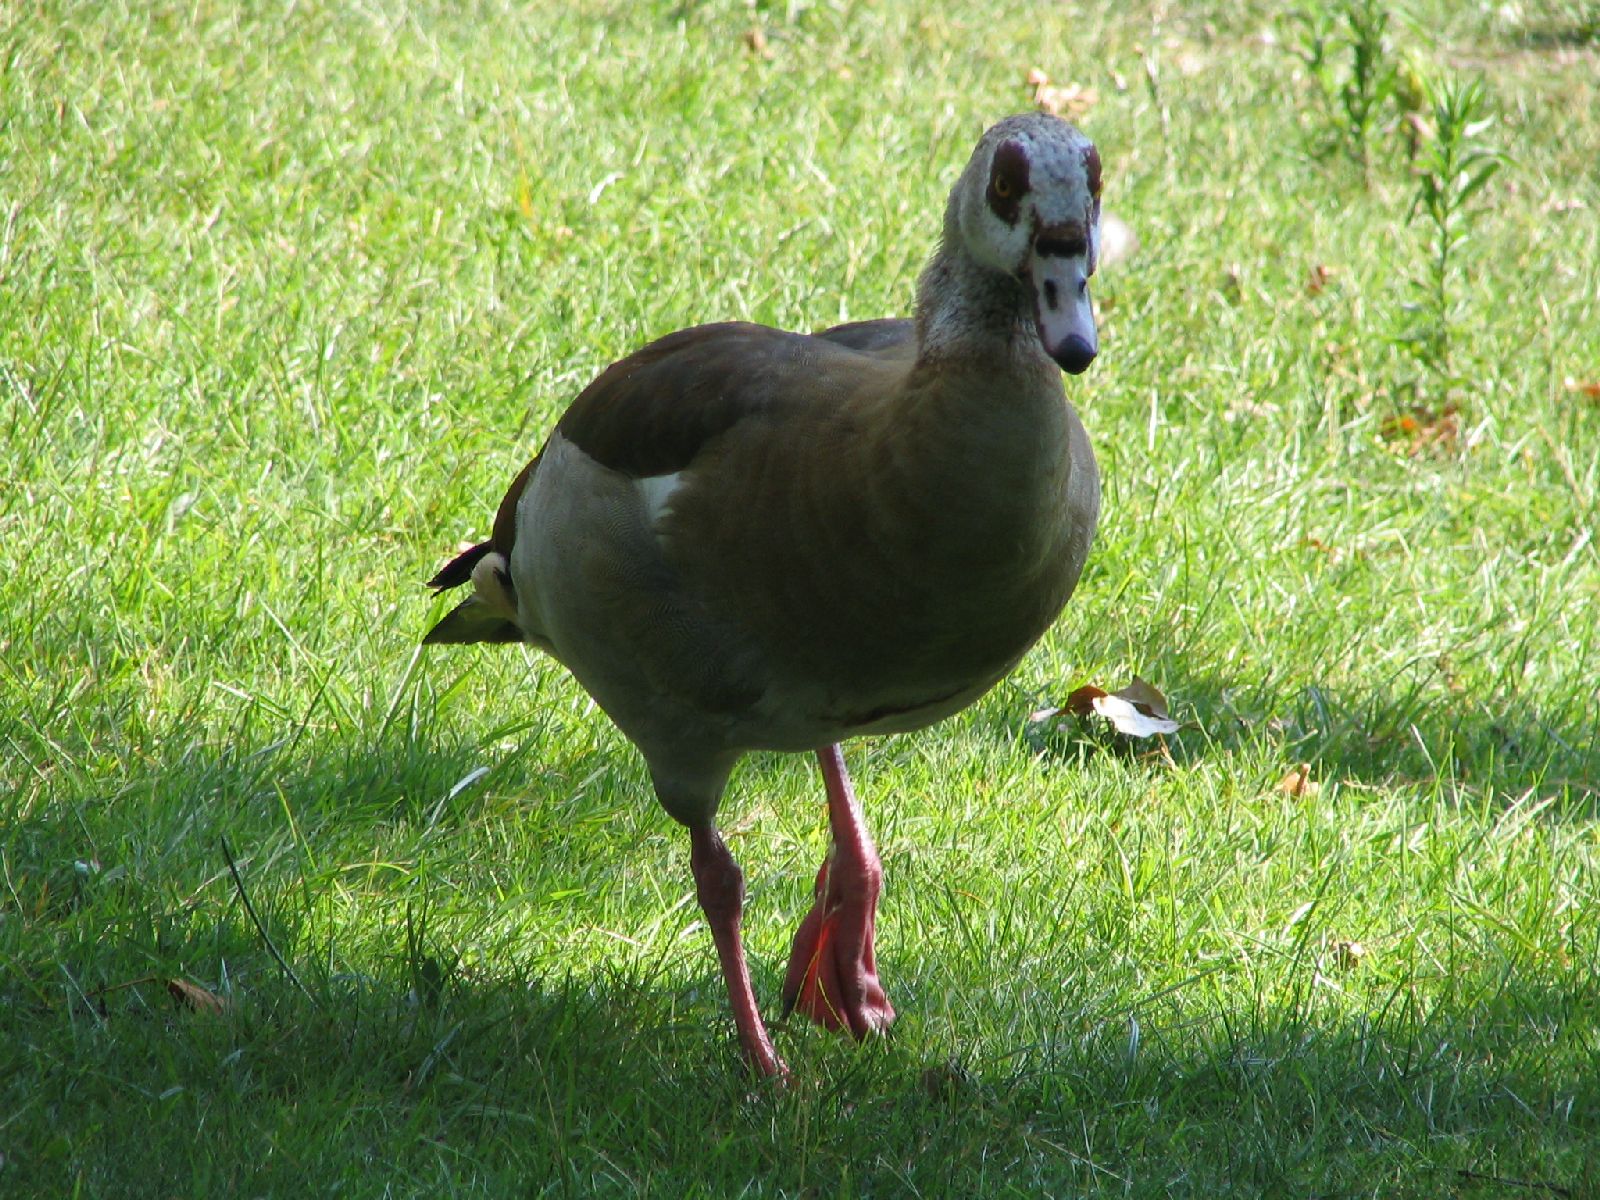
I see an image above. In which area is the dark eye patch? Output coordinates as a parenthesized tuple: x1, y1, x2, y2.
(986, 139, 1030, 225)
(1035, 235, 1087, 259)
(1081, 143, 1102, 199)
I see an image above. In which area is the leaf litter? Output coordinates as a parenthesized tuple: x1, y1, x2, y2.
(167, 978, 228, 1016)
(1031, 675, 1182, 739)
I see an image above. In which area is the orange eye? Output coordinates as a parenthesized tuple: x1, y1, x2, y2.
(993, 176, 1012, 199)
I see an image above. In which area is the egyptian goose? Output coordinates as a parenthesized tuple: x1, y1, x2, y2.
(425, 112, 1103, 1078)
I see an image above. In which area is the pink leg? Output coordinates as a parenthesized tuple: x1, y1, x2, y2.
(689, 825, 787, 1079)
(780, 744, 896, 1038)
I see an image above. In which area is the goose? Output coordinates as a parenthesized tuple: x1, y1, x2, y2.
(425, 112, 1104, 1078)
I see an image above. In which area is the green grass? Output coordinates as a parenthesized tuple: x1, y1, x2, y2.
(4, 0, 1599, 1194)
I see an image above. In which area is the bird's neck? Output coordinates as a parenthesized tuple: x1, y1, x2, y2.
(905, 241, 1069, 468)
(867, 244, 1072, 558)
(912, 241, 1040, 374)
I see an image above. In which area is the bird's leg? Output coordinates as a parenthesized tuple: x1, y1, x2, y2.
(688, 824, 787, 1079)
(780, 744, 896, 1038)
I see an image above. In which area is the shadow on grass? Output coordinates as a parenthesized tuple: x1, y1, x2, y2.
(5, 903, 1597, 1196)
(1505, 22, 1600, 51)
(3, 714, 1596, 1196)
(4, 670, 1596, 1194)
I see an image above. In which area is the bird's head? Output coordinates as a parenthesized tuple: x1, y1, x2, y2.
(951, 113, 1103, 375)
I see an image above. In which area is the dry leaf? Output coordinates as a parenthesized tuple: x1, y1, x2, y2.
(1023, 68, 1098, 118)
(1380, 403, 1459, 456)
(1274, 764, 1321, 799)
(1545, 197, 1588, 214)
(1061, 680, 1177, 734)
(1305, 263, 1338, 295)
(1034, 678, 1179, 739)
(1039, 83, 1098, 117)
(742, 27, 774, 60)
(1564, 377, 1600, 403)
(168, 978, 227, 1016)
(1331, 939, 1367, 971)
(1114, 676, 1171, 719)
(1092, 693, 1181, 737)
(1062, 683, 1108, 716)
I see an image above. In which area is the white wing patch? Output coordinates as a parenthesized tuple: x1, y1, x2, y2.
(468, 551, 518, 622)
(637, 471, 685, 527)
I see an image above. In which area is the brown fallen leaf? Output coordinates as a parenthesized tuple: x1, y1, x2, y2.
(1114, 675, 1171, 719)
(168, 978, 227, 1016)
(743, 27, 774, 60)
(1306, 263, 1338, 295)
(1564, 377, 1600, 403)
(1274, 764, 1321, 799)
(1090, 693, 1180, 738)
(1060, 683, 1108, 716)
(1330, 939, 1367, 971)
(1023, 68, 1098, 118)
(1036, 677, 1179, 738)
(1380, 403, 1459, 456)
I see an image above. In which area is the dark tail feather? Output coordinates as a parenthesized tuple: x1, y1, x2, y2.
(423, 596, 525, 645)
(423, 542, 525, 645)
(427, 541, 494, 591)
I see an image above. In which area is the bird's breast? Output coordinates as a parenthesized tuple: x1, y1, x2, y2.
(661, 371, 1099, 732)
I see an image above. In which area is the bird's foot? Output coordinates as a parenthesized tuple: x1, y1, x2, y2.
(780, 857, 896, 1039)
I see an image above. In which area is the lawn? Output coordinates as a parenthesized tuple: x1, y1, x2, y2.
(3, 0, 1598, 1195)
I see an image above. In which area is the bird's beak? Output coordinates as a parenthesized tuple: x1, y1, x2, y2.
(1030, 247, 1097, 375)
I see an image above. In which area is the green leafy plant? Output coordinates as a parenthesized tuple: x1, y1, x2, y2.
(1398, 74, 1507, 388)
(1291, 0, 1398, 178)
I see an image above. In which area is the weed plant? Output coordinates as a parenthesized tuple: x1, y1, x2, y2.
(1291, 0, 1398, 179)
(1398, 74, 1508, 391)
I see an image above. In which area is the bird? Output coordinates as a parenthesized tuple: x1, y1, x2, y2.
(424, 112, 1104, 1078)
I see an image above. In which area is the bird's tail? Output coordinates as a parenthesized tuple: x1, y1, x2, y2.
(423, 546, 524, 645)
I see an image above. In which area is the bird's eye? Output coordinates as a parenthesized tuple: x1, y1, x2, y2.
(993, 176, 1012, 199)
